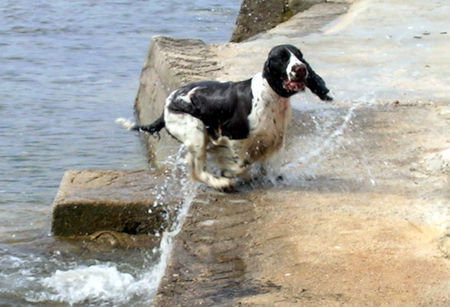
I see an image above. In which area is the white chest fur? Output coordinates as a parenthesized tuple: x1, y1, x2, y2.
(239, 73, 291, 162)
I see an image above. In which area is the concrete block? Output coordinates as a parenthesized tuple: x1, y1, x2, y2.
(51, 170, 182, 236)
(230, 0, 326, 43)
(230, 0, 287, 43)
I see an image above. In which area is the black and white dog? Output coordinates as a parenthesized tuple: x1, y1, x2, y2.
(118, 44, 332, 190)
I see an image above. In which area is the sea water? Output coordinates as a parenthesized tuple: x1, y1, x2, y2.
(0, 1, 240, 305)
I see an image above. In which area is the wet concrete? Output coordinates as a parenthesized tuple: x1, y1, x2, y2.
(153, 104, 449, 305)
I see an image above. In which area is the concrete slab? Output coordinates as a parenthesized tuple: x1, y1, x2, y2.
(51, 170, 184, 237)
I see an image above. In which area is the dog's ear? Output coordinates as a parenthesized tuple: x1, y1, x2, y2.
(304, 61, 333, 101)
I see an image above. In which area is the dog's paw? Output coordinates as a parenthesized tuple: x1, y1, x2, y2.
(212, 177, 237, 193)
(220, 183, 239, 193)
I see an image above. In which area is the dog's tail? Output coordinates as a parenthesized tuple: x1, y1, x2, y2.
(116, 113, 165, 135)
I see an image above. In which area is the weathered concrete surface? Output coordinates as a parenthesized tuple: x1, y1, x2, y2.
(230, 0, 331, 43)
(153, 104, 450, 305)
(52, 170, 183, 238)
(230, 0, 291, 43)
(132, 0, 450, 305)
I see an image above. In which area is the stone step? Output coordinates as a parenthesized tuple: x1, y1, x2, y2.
(51, 170, 182, 237)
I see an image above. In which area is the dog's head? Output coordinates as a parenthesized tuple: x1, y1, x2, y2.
(263, 44, 332, 101)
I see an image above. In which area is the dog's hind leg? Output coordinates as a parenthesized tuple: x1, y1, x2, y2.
(165, 111, 232, 190)
(187, 145, 232, 190)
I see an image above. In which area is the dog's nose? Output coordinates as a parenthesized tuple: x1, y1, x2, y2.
(293, 64, 307, 77)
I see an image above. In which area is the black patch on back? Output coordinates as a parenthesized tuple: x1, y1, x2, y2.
(168, 79, 253, 140)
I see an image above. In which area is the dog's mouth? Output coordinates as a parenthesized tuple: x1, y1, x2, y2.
(283, 76, 306, 92)
(283, 64, 308, 92)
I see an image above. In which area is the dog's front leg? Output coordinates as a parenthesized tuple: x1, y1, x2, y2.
(210, 142, 250, 180)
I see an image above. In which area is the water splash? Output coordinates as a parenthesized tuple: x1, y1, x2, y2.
(271, 100, 360, 185)
(258, 93, 380, 190)
(41, 265, 136, 305)
(33, 147, 196, 306)
(283, 103, 358, 171)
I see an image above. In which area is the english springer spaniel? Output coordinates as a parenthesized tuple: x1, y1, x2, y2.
(118, 44, 332, 190)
